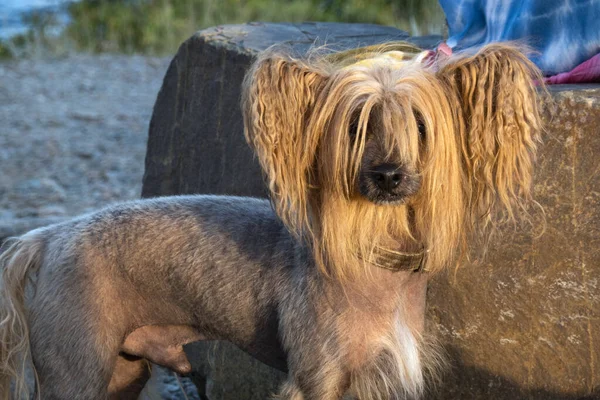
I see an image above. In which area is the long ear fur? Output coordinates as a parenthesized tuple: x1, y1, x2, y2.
(438, 43, 543, 228)
(242, 51, 329, 236)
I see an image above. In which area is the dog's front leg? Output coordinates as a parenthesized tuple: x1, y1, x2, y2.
(275, 330, 350, 399)
(276, 368, 350, 400)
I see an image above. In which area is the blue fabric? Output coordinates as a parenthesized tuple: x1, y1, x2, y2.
(439, 0, 600, 75)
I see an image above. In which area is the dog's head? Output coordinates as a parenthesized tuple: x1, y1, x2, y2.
(243, 43, 542, 279)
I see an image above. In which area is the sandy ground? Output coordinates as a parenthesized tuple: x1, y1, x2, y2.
(0, 54, 200, 399)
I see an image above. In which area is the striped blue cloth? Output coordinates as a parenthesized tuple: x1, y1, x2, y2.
(439, 0, 600, 75)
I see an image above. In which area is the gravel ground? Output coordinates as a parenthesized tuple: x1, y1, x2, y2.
(0, 54, 200, 399)
(0, 54, 169, 238)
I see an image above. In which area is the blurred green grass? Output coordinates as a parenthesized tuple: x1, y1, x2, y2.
(0, 0, 446, 58)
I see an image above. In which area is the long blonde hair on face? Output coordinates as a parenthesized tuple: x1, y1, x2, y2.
(243, 43, 543, 280)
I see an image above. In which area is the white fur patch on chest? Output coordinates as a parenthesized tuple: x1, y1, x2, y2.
(350, 310, 424, 400)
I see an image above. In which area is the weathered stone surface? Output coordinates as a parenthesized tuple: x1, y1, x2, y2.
(428, 86, 600, 400)
(142, 29, 260, 198)
(142, 22, 600, 399)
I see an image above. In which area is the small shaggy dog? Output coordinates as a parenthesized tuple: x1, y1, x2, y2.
(0, 42, 542, 399)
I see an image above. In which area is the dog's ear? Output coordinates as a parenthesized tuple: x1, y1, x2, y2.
(437, 43, 543, 225)
(242, 52, 328, 235)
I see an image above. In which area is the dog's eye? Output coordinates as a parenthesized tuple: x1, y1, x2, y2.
(417, 121, 426, 138)
(415, 113, 426, 140)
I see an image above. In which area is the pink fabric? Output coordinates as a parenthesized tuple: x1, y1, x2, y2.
(544, 53, 600, 84)
(437, 42, 453, 57)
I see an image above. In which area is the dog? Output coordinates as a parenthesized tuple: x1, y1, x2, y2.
(0, 42, 542, 399)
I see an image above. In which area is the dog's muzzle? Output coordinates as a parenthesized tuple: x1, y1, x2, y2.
(371, 163, 404, 193)
(361, 163, 420, 204)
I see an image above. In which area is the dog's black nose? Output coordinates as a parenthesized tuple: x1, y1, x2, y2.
(372, 164, 403, 192)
